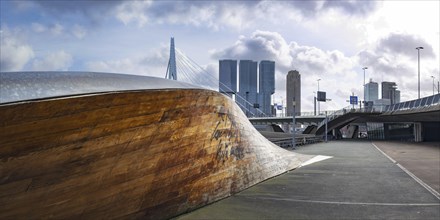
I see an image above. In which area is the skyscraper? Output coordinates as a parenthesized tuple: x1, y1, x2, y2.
(219, 60, 237, 97)
(286, 70, 301, 116)
(259, 60, 275, 116)
(364, 80, 378, 101)
(238, 60, 258, 116)
(382, 81, 400, 104)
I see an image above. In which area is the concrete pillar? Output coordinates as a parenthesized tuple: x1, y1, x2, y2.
(384, 124, 390, 139)
(414, 122, 423, 142)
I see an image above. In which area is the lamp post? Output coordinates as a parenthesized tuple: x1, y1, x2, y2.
(325, 111, 328, 143)
(431, 76, 435, 95)
(362, 67, 368, 108)
(313, 92, 317, 116)
(292, 101, 296, 149)
(317, 78, 321, 114)
(416, 47, 424, 99)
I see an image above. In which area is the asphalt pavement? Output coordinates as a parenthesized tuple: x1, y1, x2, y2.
(175, 140, 440, 220)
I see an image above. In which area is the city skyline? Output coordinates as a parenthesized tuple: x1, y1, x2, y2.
(219, 59, 275, 116)
(1, 1, 439, 111)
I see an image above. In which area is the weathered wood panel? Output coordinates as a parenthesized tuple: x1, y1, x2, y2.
(0, 89, 311, 219)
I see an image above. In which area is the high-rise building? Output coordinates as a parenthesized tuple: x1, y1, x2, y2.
(364, 80, 378, 102)
(393, 90, 401, 104)
(259, 60, 275, 116)
(219, 60, 237, 97)
(238, 60, 258, 116)
(286, 70, 301, 116)
(382, 81, 400, 104)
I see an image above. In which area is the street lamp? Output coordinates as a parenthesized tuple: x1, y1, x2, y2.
(362, 67, 368, 108)
(292, 101, 296, 149)
(416, 47, 424, 99)
(431, 76, 435, 95)
(313, 92, 317, 116)
(317, 78, 321, 114)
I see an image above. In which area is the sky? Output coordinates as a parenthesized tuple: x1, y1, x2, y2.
(1, 0, 439, 112)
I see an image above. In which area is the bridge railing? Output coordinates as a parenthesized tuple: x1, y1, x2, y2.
(383, 93, 440, 112)
(248, 111, 338, 118)
(269, 135, 324, 148)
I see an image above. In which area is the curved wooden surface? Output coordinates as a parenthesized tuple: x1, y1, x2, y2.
(0, 89, 311, 219)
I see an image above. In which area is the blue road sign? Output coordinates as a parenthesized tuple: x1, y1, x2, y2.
(350, 96, 358, 105)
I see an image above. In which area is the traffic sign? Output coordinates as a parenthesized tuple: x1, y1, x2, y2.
(349, 96, 358, 105)
(317, 91, 326, 102)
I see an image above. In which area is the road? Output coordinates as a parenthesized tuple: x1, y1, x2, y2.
(175, 140, 440, 219)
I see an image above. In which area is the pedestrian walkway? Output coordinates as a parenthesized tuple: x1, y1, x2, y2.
(175, 141, 440, 219)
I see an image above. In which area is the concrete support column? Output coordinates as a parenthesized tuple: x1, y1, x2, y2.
(414, 122, 423, 142)
(384, 124, 390, 139)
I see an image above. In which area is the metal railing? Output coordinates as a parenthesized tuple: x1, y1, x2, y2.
(383, 93, 440, 112)
(270, 136, 324, 148)
(249, 110, 338, 118)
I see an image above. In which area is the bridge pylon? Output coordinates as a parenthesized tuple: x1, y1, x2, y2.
(165, 37, 177, 80)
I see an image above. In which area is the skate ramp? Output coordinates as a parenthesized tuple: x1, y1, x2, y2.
(0, 72, 313, 219)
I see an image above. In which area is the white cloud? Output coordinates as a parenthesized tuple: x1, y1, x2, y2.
(112, 1, 378, 30)
(115, 0, 152, 27)
(31, 22, 47, 33)
(72, 24, 87, 39)
(0, 27, 35, 71)
(86, 46, 168, 77)
(32, 50, 73, 71)
(30, 22, 64, 36)
(50, 23, 64, 35)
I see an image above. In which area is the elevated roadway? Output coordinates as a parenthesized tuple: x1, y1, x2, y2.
(249, 115, 325, 126)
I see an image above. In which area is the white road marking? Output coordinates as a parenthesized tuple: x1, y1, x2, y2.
(248, 196, 440, 206)
(300, 155, 333, 167)
(371, 142, 440, 200)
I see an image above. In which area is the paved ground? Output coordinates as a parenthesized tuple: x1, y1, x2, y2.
(175, 140, 440, 220)
(373, 141, 440, 194)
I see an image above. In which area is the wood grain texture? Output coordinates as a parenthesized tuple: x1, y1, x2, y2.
(0, 89, 310, 219)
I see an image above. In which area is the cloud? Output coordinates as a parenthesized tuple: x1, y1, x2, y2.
(30, 22, 64, 36)
(116, 1, 379, 28)
(358, 33, 436, 80)
(115, 0, 152, 27)
(0, 27, 35, 71)
(31, 22, 47, 33)
(23, 1, 379, 30)
(72, 24, 87, 39)
(32, 51, 73, 71)
(211, 31, 292, 67)
(356, 32, 439, 100)
(86, 46, 169, 76)
(50, 23, 64, 35)
(30, 22, 86, 39)
(114, 1, 254, 30)
(212, 30, 356, 79)
(321, 1, 379, 17)
(29, 0, 123, 23)
(376, 33, 435, 58)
